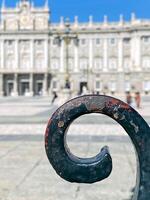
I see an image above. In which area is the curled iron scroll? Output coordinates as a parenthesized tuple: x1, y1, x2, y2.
(45, 95, 150, 200)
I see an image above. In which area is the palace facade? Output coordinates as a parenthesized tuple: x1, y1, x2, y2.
(1, 0, 150, 96)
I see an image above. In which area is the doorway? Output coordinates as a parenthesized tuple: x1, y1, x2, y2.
(79, 82, 88, 94)
(35, 81, 43, 96)
(19, 81, 29, 96)
(6, 81, 14, 96)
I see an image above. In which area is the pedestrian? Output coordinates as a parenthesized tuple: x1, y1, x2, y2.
(135, 92, 141, 109)
(126, 91, 132, 105)
(51, 91, 58, 104)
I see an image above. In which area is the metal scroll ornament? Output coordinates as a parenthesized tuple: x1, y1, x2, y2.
(45, 95, 150, 200)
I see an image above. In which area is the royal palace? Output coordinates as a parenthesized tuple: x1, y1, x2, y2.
(1, 0, 150, 96)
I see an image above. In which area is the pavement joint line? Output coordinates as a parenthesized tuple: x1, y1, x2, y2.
(0, 143, 21, 160)
(74, 185, 80, 199)
(15, 157, 43, 190)
(0, 134, 132, 143)
(122, 143, 135, 174)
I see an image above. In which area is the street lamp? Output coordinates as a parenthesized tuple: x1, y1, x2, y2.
(63, 18, 79, 91)
(54, 18, 79, 93)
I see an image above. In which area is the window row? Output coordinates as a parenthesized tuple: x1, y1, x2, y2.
(2, 36, 150, 48)
(4, 54, 46, 69)
(50, 59, 131, 70)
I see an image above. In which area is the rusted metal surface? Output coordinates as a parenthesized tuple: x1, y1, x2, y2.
(45, 95, 150, 200)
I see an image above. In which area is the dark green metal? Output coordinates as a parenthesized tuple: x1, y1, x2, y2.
(45, 95, 150, 200)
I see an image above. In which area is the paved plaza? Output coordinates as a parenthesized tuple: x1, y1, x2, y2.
(0, 96, 150, 200)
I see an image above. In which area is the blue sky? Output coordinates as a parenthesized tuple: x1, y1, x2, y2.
(1, 0, 150, 22)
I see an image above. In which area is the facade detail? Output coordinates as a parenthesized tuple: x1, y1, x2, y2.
(1, 0, 150, 96)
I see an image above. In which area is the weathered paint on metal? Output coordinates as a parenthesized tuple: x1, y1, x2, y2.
(45, 95, 150, 200)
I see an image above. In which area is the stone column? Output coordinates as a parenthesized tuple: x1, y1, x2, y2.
(131, 36, 139, 71)
(15, 40, 19, 69)
(103, 38, 108, 72)
(60, 40, 64, 73)
(118, 38, 124, 95)
(135, 36, 141, 71)
(89, 37, 93, 70)
(43, 73, 48, 96)
(74, 43, 78, 73)
(118, 38, 123, 72)
(1, 40, 4, 69)
(13, 73, 18, 96)
(45, 39, 48, 69)
(30, 39, 34, 70)
(29, 73, 33, 96)
(0, 74, 3, 96)
(89, 37, 93, 92)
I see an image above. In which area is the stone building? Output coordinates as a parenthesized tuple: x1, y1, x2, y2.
(1, 0, 150, 96)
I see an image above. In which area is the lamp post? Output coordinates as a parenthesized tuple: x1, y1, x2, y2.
(55, 18, 78, 94)
(63, 18, 78, 92)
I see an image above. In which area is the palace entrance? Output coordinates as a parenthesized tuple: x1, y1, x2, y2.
(35, 81, 43, 96)
(6, 81, 14, 96)
(19, 81, 29, 96)
(79, 82, 88, 94)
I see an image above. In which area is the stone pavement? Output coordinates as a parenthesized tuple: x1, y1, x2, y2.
(0, 95, 149, 200)
(0, 136, 136, 200)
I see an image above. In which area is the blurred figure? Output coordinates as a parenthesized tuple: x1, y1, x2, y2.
(126, 91, 132, 105)
(135, 92, 141, 108)
(51, 91, 58, 104)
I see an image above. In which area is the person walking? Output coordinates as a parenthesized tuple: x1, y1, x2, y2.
(126, 91, 132, 105)
(51, 91, 58, 104)
(135, 92, 141, 109)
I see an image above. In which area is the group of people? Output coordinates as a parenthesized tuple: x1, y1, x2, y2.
(126, 91, 141, 108)
(51, 90, 141, 109)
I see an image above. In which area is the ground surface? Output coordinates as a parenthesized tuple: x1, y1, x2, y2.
(0, 95, 149, 200)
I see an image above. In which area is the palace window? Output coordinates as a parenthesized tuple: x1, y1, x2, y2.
(94, 58, 103, 70)
(52, 38, 60, 46)
(109, 81, 116, 92)
(124, 58, 131, 70)
(79, 59, 88, 70)
(80, 38, 86, 45)
(143, 36, 150, 43)
(143, 81, 150, 92)
(51, 59, 59, 70)
(142, 57, 150, 69)
(36, 54, 44, 69)
(35, 40, 43, 46)
(68, 58, 73, 71)
(5, 40, 13, 46)
(19, 40, 30, 53)
(95, 38, 101, 45)
(125, 81, 131, 92)
(52, 79, 59, 91)
(6, 54, 14, 68)
(109, 58, 117, 70)
(20, 54, 30, 69)
(109, 38, 116, 45)
(95, 80, 102, 91)
(123, 38, 131, 45)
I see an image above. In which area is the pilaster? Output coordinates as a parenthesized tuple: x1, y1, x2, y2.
(0, 74, 3, 96)
(1, 40, 4, 69)
(74, 43, 78, 72)
(43, 73, 48, 96)
(104, 38, 108, 72)
(118, 38, 123, 72)
(29, 73, 33, 96)
(89, 38, 93, 70)
(45, 39, 48, 69)
(15, 40, 19, 69)
(30, 39, 34, 70)
(13, 73, 18, 96)
(60, 40, 64, 73)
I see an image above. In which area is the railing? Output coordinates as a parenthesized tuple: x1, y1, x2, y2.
(45, 95, 150, 200)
